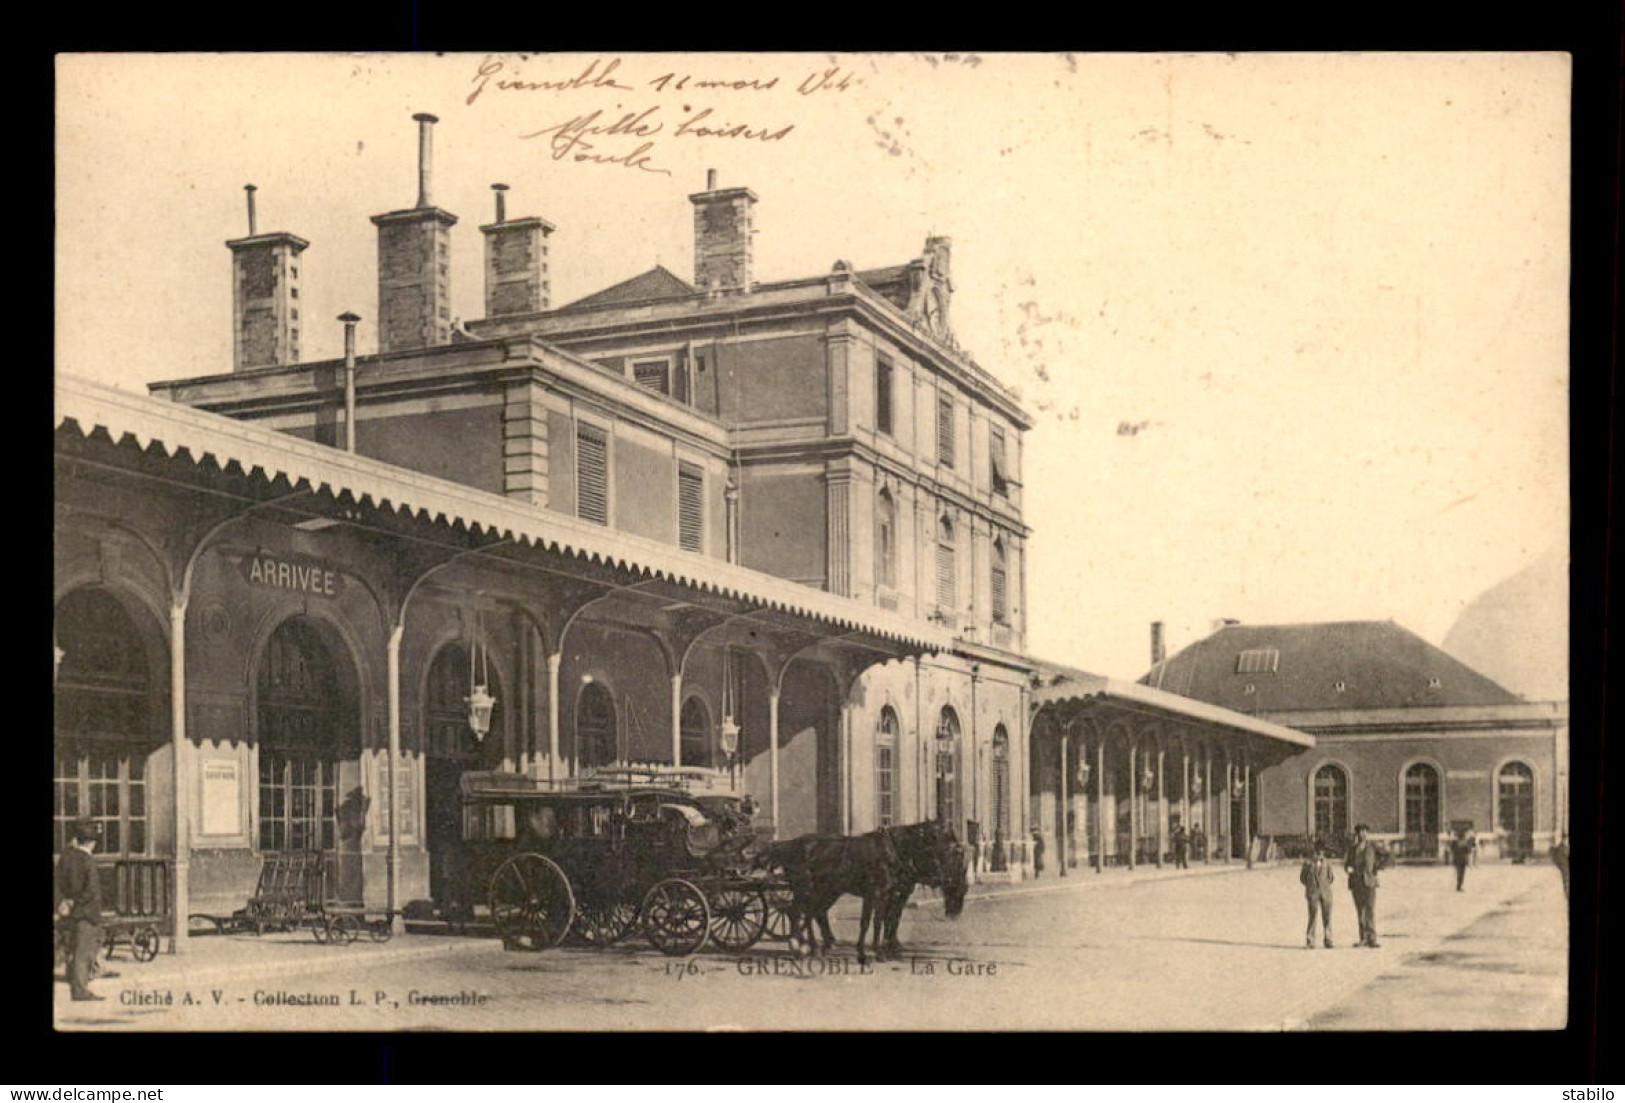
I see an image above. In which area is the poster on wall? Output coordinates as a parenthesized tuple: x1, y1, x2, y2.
(373, 759, 416, 844)
(198, 759, 240, 837)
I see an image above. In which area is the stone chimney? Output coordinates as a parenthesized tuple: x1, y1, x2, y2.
(1150, 621, 1166, 667)
(226, 184, 309, 371)
(480, 183, 555, 317)
(370, 113, 458, 352)
(688, 168, 757, 295)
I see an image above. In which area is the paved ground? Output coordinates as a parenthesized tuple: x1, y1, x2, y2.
(55, 860, 1567, 1032)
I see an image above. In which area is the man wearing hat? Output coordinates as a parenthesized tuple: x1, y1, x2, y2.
(1344, 823, 1383, 948)
(55, 818, 105, 1001)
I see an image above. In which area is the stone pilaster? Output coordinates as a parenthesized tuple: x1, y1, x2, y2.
(502, 381, 550, 506)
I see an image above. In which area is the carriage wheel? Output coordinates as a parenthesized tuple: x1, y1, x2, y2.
(489, 853, 576, 952)
(328, 915, 362, 945)
(641, 879, 710, 957)
(707, 886, 767, 951)
(131, 926, 162, 963)
(310, 917, 330, 944)
(762, 886, 798, 941)
(578, 900, 640, 948)
(369, 919, 394, 943)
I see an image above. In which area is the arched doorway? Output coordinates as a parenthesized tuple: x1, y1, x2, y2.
(423, 642, 503, 904)
(1312, 763, 1350, 847)
(1403, 762, 1442, 856)
(54, 588, 161, 857)
(577, 682, 618, 770)
(256, 616, 356, 853)
(680, 695, 712, 769)
(1497, 762, 1535, 860)
(935, 706, 961, 833)
(990, 725, 1010, 870)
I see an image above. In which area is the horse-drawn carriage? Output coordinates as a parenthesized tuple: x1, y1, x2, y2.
(455, 771, 795, 956)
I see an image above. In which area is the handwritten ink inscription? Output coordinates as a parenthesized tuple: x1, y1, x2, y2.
(467, 55, 858, 176)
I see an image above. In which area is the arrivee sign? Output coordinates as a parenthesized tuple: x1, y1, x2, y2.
(240, 553, 343, 598)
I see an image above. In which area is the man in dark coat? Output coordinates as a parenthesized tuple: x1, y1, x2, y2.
(55, 818, 105, 1001)
(1171, 823, 1190, 869)
(1030, 828, 1045, 877)
(1449, 827, 1477, 891)
(1344, 823, 1382, 948)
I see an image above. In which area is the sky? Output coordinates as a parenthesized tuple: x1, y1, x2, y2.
(55, 52, 1571, 680)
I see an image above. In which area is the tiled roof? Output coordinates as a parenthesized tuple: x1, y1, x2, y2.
(563, 265, 697, 310)
(1141, 621, 1523, 712)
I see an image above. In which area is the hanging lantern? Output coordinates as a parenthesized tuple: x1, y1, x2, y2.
(465, 610, 496, 742)
(1232, 776, 1247, 799)
(1142, 765, 1156, 791)
(1191, 772, 1204, 798)
(465, 683, 496, 741)
(1074, 755, 1091, 788)
(719, 717, 740, 757)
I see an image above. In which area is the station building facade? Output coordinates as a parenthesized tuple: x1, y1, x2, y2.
(1140, 620, 1567, 861)
(54, 114, 1316, 945)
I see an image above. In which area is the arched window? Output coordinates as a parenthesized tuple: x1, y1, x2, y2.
(1403, 762, 1441, 838)
(991, 538, 1008, 624)
(1312, 763, 1350, 843)
(875, 706, 900, 827)
(1498, 761, 1535, 859)
(258, 617, 344, 852)
(577, 682, 618, 769)
(936, 515, 957, 612)
(876, 489, 897, 590)
(991, 725, 1011, 842)
(935, 706, 961, 828)
(54, 589, 154, 856)
(680, 696, 712, 768)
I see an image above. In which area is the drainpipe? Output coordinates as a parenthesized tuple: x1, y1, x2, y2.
(546, 651, 562, 784)
(768, 690, 780, 837)
(386, 622, 403, 930)
(169, 594, 190, 954)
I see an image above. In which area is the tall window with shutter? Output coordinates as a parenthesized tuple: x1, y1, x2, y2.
(991, 426, 1009, 497)
(937, 394, 955, 468)
(936, 514, 956, 612)
(677, 463, 704, 553)
(876, 356, 894, 436)
(991, 537, 1008, 623)
(576, 423, 609, 526)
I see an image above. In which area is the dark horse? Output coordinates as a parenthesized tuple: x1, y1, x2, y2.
(758, 821, 968, 964)
(758, 831, 897, 964)
(877, 820, 969, 960)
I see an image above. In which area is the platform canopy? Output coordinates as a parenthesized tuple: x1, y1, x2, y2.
(55, 373, 953, 667)
(1032, 664, 1314, 752)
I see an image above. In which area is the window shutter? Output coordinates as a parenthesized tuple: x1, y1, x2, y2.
(633, 360, 669, 395)
(937, 395, 954, 467)
(677, 464, 703, 552)
(936, 540, 956, 610)
(576, 424, 609, 525)
(991, 550, 1007, 623)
